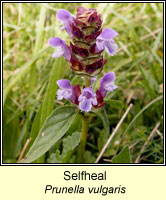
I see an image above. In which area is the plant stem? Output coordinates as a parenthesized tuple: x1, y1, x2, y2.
(85, 76, 91, 87)
(78, 114, 89, 163)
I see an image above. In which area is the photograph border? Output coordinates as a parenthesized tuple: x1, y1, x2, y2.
(1, 0, 165, 166)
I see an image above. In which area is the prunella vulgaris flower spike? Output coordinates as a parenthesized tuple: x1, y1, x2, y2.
(49, 6, 118, 75)
(51, 6, 119, 112)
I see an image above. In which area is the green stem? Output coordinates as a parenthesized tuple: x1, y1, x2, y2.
(85, 76, 91, 86)
(78, 114, 89, 163)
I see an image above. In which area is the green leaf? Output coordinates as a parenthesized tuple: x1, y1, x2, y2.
(67, 114, 82, 135)
(97, 108, 110, 151)
(84, 151, 96, 163)
(29, 104, 42, 146)
(62, 132, 81, 159)
(20, 106, 78, 163)
(3, 116, 20, 158)
(105, 99, 123, 109)
(29, 57, 64, 162)
(48, 132, 81, 163)
(98, 107, 110, 135)
(40, 57, 64, 129)
(112, 145, 131, 163)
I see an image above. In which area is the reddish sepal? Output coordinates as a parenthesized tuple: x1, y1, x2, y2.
(70, 55, 84, 71)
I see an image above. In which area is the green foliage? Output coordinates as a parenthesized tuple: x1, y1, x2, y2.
(138, 65, 158, 97)
(84, 151, 96, 163)
(48, 132, 81, 163)
(97, 108, 110, 151)
(112, 145, 131, 163)
(3, 3, 163, 164)
(67, 113, 82, 135)
(3, 47, 50, 105)
(123, 95, 163, 138)
(29, 4, 47, 92)
(40, 58, 64, 129)
(29, 58, 64, 151)
(20, 106, 78, 163)
(105, 99, 123, 109)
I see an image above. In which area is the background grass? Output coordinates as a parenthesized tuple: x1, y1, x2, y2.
(3, 2, 164, 164)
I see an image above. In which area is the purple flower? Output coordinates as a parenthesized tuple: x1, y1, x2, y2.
(78, 87, 97, 112)
(99, 72, 118, 97)
(57, 9, 74, 37)
(57, 79, 75, 102)
(50, 7, 119, 74)
(48, 37, 71, 61)
(96, 28, 119, 56)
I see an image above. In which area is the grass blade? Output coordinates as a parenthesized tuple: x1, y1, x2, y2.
(29, 4, 47, 92)
(3, 47, 50, 106)
(40, 57, 64, 128)
(123, 95, 163, 137)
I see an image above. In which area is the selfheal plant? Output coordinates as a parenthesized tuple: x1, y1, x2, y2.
(49, 6, 119, 163)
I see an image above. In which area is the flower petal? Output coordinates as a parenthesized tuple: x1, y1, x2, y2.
(78, 86, 97, 112)
(52, 47, 64, 58)
(78, 94, 85, 102)
(57, 79, 76, 102)
(96, 40, 105, 52)
(57, 88, 73, 100)
(57, 89, 65, 100)
(96, 28, 119, 55)
(63, 45, 71, 61)
(101, 72, 116, 84)
(57, 79, 72, 90)
(97, 28, 118, 41)
(104, 83, 118, 92)
(64, 25, 73, 38)
(48, 37, 71, 61)
(82, 87, 96, 98)
(57, 9, 73, 23)
(57, 9, 74, 37)
(91, 98, 97, 106)
(100, 72, 116, 97)
(48, 37, 64, 47)
(79, 99, 92, 112)
(104, 40, 118, 56)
